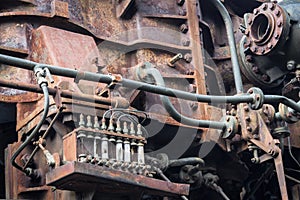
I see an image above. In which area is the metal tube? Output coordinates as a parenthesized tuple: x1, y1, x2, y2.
(168, 157, 204, 168)
(11, 83, 50, 173)
(1, 54, 300, 112)
(0, 79, 125, 107)
(210, 0, 244, 94)
(147, 67, 226, 130)
(0, 54, 251, 104)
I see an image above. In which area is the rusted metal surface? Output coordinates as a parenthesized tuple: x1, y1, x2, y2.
(46, 161, 189, 197)
(1, 0, 300, 200)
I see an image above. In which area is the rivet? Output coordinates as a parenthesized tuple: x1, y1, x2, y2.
(247, 126, 252, 132)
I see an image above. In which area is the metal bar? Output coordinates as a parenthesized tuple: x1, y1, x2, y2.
(0, 79, 123, 107)
(23, 108, 64, 169)
(1, 54, 300, 112)
(0, 54, 251, 104)
(210, 0, 244, 93)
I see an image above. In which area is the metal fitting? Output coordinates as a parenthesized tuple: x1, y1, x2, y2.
(167, 53, 183, 67)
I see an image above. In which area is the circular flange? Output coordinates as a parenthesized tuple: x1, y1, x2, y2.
(247, 87, 264, 110)
(244, 2, 290, 55)
(221, 116, 239, 139)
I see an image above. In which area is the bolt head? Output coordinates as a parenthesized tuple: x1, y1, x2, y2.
(252, 66, 259, 74)
(180, 24, 188, 33)
(267, 43, 273, 49)
(247, 126, 252, 132)
(177, 0, 185, 6)
(253, 8, 259, 15)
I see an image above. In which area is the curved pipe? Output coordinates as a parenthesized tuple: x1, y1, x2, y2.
(147, 68, 226, 130)
(210, 0, 244, 94)
(168, 157, 205, 168)
(11, 83, 50, 173)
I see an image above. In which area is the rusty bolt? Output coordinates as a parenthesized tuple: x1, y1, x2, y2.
(277, 21, 283, 27)
(252, 65, 260, 74)
(245, 55, 253, 62)
(251, 46, 258, 53)
(245, 116, 251, 122)
(275, 9, 281, 16)
(189, 102, 198, 110)
(178, 9, 187, 16)
(260, 48, 265, 54)
(177, 0, 185, 6)
(262, 74, 270, 81)
(168, 53, 183, 66)
(184, 53, 192, 63)
(253, 9, 259, 15)
(262, 4, 268, 10)
(182, 38, 190, 46)
(274, 33, 280, 39)
(267, 43, 273, 49)
(180, 24, 189, 33)
(244, 106, 249, 111)
(227, 128, 232, 133)
(270, 3, 276, 10)
(247, 126, 252, 132)
(248, 89, 253, 94)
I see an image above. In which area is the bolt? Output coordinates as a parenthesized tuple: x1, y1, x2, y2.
(168, 53, 183, 66)
(277, 21, 283, 27)
(245, 116, 251, 122)
(226, 117, 230, 122)
(252, 46, 258, 53)
(275, 9, 281, 16)
(190, 102, 198, 110)
(245, 55, 253, 62)
(184, 53, 192, 63)
(270, 3, 276, 10)
(182, 38, 190, 46)
(177, 0, 185, 6)
(262, 74, 270, 81)
(262, 4, 268, 10)
(287, 60, 296, 70)
(248, 89, 253, 94)
(252, 65, 260, 74)
(244, 106, 249, 111)
(180, 24, 188, 33)
(247, 126, 252, 132)
(178, 9, 187, 16)
(274, 33, 280, 39)
(227, 128, 232, 133)
(253, 9, 259, 15)
(267, 43, 273, 49)
(260, 48, 265, 54)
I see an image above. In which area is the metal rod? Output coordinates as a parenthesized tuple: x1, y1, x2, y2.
(147, 67, 226, 130)
(0, 54, 300, 112)
(0, 79, 127, 107)
(0, 54, 251, 104)
(210, 0, 244, 94)
(23, 107, 64, 169)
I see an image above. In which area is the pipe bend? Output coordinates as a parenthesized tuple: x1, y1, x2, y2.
(145, 67, 226, 130)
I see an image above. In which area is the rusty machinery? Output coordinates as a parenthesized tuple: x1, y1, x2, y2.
(1, 0, 300, 200)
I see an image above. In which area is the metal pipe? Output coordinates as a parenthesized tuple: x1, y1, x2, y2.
(168, 157, 204, 168)
(0, 79, 128, 107)
(147, 67, 226, 130)
(1, 54, 300, 112)
(210, 0, 244, 94)
(11, 83, 50, 173)
(0, 54, 252, 104)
